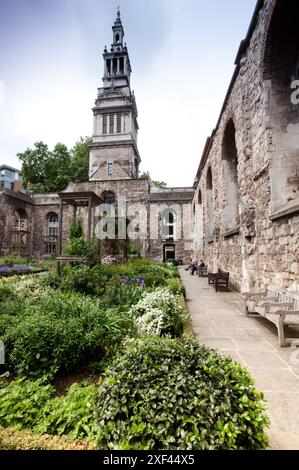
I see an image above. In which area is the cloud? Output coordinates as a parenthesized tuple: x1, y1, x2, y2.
(0, 0, 257, 186)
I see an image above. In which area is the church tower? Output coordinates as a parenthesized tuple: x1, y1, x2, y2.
(89, 10, 141, 181)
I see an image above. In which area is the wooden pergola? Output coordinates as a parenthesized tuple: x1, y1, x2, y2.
(56, 191, 102, 272)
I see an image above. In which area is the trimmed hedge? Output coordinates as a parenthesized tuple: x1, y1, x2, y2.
(96, 338, 269, 450)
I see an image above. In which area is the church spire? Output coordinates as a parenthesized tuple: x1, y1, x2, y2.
(103, 9, 131, 84)
(115, 6, 121, 24)
(90, 11, 140, 181)
(112, 7, 124, 46)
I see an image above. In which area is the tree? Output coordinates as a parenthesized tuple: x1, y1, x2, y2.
(70, 136, 92, 183)
(139, 171, 167, 188)
(44, 143, 71, 192)
(18, 137, 91, 193)
(18, 141, 50, 193)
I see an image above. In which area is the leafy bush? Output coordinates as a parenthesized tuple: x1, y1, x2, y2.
(129, 288, 186, 337)
(0, 377, 54, 429)
(164, 259, 180, 267)
(65, 219, 97, 257)
(164, 278, 186, 297)
(96, 338, 269, 450)
(44, 260, 177, 297)
(103, 282, 145, 308)
(0, 378, 98, 442)
(0, 289, 134, 377)
(35, 382, 98, 440)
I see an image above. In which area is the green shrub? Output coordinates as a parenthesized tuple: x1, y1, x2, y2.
(129, 288, 186, 337)
(0, 377, 54, 429)
(164, 278, 186, 297)
(103, 282, 145, 308)
(1, 290, 135, 377)
(96, 338, 269, 450)
(65, 219, 97, 257)
(0, 378, 98, 441)
(40, 260, 179, 298)
(35, 382, 98, 440)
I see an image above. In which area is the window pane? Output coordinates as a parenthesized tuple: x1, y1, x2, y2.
(117, 113, 121, 133)
(109, 114, 114, 134)
(102, 114, 107, 134)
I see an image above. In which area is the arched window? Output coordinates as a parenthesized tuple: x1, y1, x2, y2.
(48, 213, 59, 238)
(116, 34, 120, 43)
(263, 0, 299, 210)
(222, 119, 239, 228)
(15, 208, 27, 231)
(206, 168, 213, 191)
(46, 213, 58, 255)
(195, 190, 203, 246)
(103, 191, 116, 206)
(198, 190, 202, 205)
(101, 191, 116, 219)
(162, 209, 176, 241)
(206, 168, 214, 240)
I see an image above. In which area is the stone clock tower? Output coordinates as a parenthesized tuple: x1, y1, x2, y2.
(89, 9, 141, 181)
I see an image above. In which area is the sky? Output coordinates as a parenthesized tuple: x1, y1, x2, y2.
(0, 0, 257, 187)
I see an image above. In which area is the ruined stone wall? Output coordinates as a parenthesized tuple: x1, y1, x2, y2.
(32, 194, 60, 258)
(0, 192, 34, 257)
(193, 0, 299, 293)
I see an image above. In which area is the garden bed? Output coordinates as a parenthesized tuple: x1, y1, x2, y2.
(0, 258, 269, 450)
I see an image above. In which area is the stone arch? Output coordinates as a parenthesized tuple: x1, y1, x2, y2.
(263, 0, 299, 210)
(206, 168, 214, 240)
(222, 119, 240, 228)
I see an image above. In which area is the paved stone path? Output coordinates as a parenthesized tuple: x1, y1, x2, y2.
(179, 267, 299, 450)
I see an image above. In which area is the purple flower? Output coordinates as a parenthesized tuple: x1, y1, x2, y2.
(129, 278, 135, 283)
(0, 264, 32, 275)
(137, 276, 145, 286)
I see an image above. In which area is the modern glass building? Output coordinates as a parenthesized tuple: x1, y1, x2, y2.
(0, 165, 22, 191)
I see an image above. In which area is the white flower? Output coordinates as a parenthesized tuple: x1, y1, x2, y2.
(129, 288, 184, 336)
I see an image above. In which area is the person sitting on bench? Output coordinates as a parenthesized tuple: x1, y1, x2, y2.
(198, 259, 205, 269)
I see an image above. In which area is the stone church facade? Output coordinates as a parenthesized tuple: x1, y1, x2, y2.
(0, 11, 193, 265)
(0, 1, 298, 293)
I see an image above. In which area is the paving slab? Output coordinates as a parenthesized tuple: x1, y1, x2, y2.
(179, 267, 299, 450)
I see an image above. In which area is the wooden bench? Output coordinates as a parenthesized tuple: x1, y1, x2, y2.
(214, 271, 229, 292)
(197, 265, 208, 277)
(208, 269, 230, 292)
(243, 287, 299, 347)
